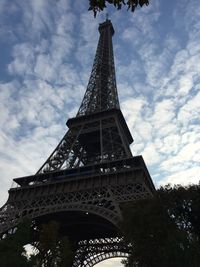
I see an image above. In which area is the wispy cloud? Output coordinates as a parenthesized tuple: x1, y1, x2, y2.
(0, 0, 199, 213)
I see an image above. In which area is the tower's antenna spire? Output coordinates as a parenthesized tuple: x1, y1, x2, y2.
(106, 13, 109, 20)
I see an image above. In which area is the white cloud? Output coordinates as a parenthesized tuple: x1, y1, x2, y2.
(159, 167, 200, 186)
(34, 54, 56, 81)
(178, 75, 193, 96)
(177, 91, 200, 124)
(136, 121, 153, 141)
(0, 0, 200, 222)
(157, 134, 181, 155)
(8, 43, 35, 76)
(161, 140, 200, 170)
(142, 143, 162, 166)
(151, 99, 175, 126)
(122, 98, 146, 129)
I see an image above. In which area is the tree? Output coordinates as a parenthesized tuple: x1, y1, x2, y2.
(122, 184, 200, 267)
(158, 184, 200, 242)
(0, 220, 74, 267)
(88, 0, 150, 17)
(30, 221, 74, 267)
(0, 220, 32, 267)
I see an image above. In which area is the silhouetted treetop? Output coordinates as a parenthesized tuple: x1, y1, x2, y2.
(88, 0, 150, 17)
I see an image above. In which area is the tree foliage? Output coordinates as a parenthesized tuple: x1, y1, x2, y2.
(0, 220, 74, 267)
(88, 0, 150, 17)
(0, 219, 33, 267)
(32, 221, 74, 267)
(122, 184, 200, 267)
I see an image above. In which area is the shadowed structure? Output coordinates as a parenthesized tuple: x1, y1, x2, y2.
(0, 19, 155, 266)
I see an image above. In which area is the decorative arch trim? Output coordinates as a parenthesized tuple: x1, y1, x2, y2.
(85, 252, 129, 267)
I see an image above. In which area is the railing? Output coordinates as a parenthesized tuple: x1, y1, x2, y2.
(11, 156, 145, 189)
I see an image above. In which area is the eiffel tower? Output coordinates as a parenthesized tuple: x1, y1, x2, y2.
(0, 19, 155, 266)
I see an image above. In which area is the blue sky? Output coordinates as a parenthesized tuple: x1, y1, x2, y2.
(0, 0, 200, 265)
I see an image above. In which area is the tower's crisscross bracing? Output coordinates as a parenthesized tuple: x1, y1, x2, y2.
(0, 19, 155, 266)
(73, 237, 131, 267)
(77, 20, 119, 116)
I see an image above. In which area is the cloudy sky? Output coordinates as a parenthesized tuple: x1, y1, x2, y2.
(0, 0, 200, 265)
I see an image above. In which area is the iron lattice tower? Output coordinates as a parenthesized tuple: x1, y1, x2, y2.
(0, 20, 155, 266)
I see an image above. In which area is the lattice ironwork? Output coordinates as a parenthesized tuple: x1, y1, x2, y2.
(0, 19, 155, 266)
(37, 110, 133, 175)
(77, 20, 119, 117)
(73, 237, 130, 267)
(36, 20, 126, 175)
(0, 156, 154, 235)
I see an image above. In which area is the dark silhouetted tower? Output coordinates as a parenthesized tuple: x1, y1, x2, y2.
(0, 20, 155, 266)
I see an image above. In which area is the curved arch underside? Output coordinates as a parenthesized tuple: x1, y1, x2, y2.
(73, 237, 131, 267)
(35, 210, 118, 241)
(84, 252, 128, 267)
(0, 199, 121, 235)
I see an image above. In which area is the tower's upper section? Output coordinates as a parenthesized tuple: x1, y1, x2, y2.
(33, 19, 133, 175)
(77, 19, 120, 117)
(10, 19, 154, 198)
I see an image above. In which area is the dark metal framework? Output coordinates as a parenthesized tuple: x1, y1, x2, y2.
(0, 19, 155, 266)
(36, 109, 133, 174)
(73, 237, 130, 267)
(36, 20, 126, 175)
(77, 20, 119, 117)
(0, 156, 154, 235)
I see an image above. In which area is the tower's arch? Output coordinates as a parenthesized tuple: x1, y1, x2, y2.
(84, 253, 128, 267)
(72, 237, 131, 267)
